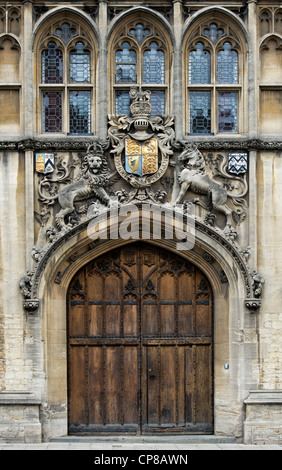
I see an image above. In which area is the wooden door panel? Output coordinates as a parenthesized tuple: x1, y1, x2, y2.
(68, 244, 213, 435)
(195, 345, 213, 426)
(142, 302, 158, 335)
(143, 344, 212, 432)
(68, 346, 87, 427)
(88, 304, 103, 336)
(88, 346, 104, 426)
(123, 346, 139, 425)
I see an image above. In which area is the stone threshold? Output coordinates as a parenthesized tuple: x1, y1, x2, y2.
(50, 435, 238, 444)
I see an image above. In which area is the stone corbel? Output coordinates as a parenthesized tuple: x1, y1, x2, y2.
(23, 299, 40, 313)
(244, 298, 261, 311)
(244, 270, 265, 312)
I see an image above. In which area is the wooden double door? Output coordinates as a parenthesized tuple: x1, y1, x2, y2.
(67, 244, 213, 435)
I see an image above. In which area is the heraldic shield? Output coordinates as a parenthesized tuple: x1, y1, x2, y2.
(125, 138, 158, 177)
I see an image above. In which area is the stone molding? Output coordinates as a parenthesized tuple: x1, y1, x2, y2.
(20, 206, 259, 313)
(1, 138, 282, 152)
(244, 390, 282, 404)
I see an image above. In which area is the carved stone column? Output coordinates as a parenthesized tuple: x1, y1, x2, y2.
(173, 0, 184, 140)
(97, 0, 108, 139)
(25, 149, 35, 271)
(248, 1, 259, 138)
(248, 150, 258, 269)
(22, 0, 34, 139)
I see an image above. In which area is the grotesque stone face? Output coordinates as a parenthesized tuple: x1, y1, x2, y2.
(86, 154, 103, 174)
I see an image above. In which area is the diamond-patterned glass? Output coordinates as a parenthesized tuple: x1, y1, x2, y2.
(70, 42, 90, 83)
(218, 92, 238, 133)
(150, 90, 165, 116)
(189, 91, 211, 134)
(42, 91, 62, 133)
(115, 91, 131, 116)
(189, 42, 211, 84)
(217, 42, 238, 84)
(143, 42, 165, 84)
(69, 91, 91, 134)
(41, 42, 63, 84)
(116, 42, 136, 83)
(115, 90, 165, 117)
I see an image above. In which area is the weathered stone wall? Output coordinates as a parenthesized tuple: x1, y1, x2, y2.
(257, 152, 282, 390)
(0, 0, 281, 444)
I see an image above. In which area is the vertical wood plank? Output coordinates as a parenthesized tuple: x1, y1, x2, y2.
(160, 346, 176, 425)
(68, 346, 87, 426)
(105, 346, 121, 425)
(185, 346, 195, 424)
(123, 347, 139, 424)
(146, 346, 159, 425)
(195, 345, 212, 425)
(88, 346, 104, 425)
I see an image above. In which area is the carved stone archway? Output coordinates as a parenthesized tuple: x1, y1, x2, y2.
(22, 208, 260, 441)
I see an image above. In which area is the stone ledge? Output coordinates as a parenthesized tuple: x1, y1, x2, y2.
(0, 392, 41, 405)
(244, 390, 282, 404)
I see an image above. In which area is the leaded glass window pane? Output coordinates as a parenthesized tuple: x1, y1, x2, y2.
(217, 42, 238, 84)
(42, 42, 63, 84)
(189, 91, 211, 134)
(150, 90, 165, 116)
(115, 42, 136, 83)
(70, 42, 90, 83)
(189, 42, 211, 84)
(143, 42, 165, 84)
(42, 91, 62, 133)
(115, 90, 165, 117)
(69, 91, 91, 134)
(115, 90, 131, 116)
(218, 92, 238, 133)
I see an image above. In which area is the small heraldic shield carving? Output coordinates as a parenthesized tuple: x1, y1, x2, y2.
(36, 153, 55, 174)
(125, 138, 158, 177)
(228, 153, 248, 175)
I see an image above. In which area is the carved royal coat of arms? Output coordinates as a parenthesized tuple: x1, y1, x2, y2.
(108, 87, 175, 202)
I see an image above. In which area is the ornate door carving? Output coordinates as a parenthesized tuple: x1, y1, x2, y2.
(68, 244, 213, 434)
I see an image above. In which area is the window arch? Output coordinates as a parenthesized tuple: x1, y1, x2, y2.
(109, 16, 172, 117)
(35, 15, 97, 135)
(184, 15, 246, 135)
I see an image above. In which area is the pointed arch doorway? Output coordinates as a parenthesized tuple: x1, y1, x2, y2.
(67, 243, 213, 435)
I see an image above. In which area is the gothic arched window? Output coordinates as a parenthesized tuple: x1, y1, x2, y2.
(110, 18, 171, 118)
(36, 18, 96, 135)
(185, 18, 245, 135)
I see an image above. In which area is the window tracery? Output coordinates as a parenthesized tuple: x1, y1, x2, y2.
(110, 17, 171, 118)
(184, 18, 244, 135)
(36, 17, 96, 135)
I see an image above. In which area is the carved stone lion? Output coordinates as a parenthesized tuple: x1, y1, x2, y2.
(173, 145, 245, 227)
(55, 145, 111, 229)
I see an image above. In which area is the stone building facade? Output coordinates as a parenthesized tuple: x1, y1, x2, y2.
(0, 0, 282, 444)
